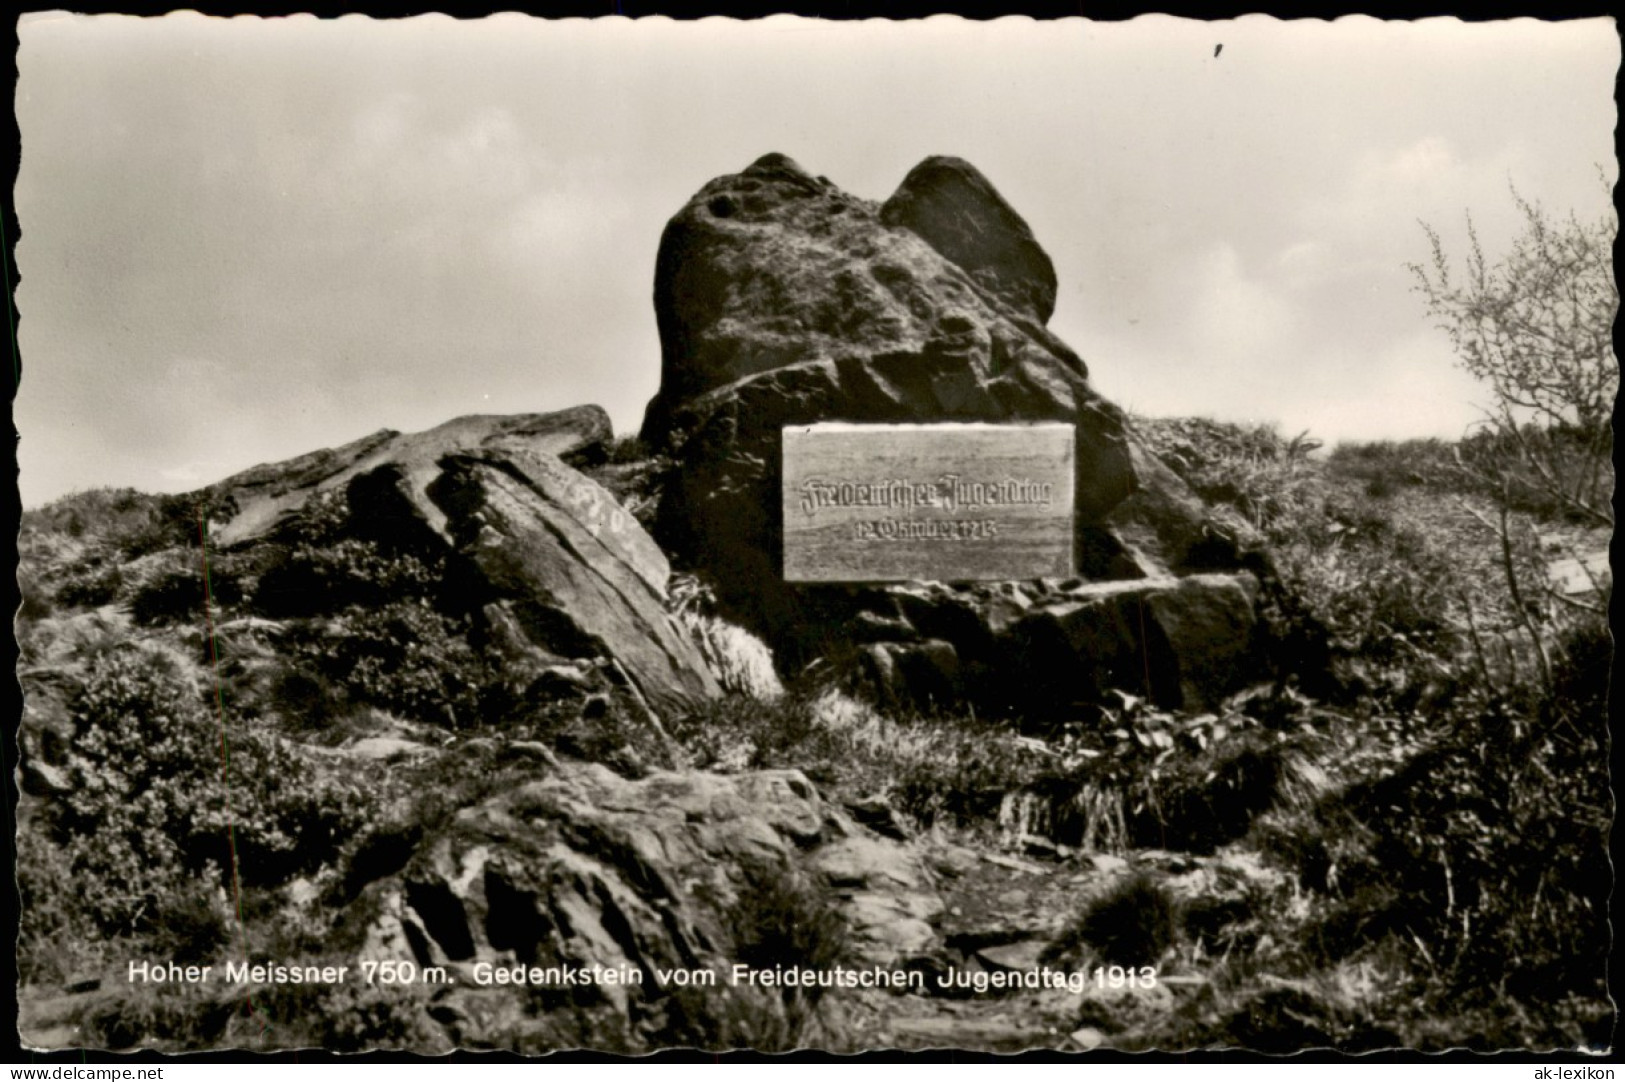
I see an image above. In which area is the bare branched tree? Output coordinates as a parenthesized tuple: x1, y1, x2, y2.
(1410, 186, 1617, 528)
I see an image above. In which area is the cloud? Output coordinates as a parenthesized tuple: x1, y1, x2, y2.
(1187, 244, 1300, 368)
(13, 15, 1618, 506)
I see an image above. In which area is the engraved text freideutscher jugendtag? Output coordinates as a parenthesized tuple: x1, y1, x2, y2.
(782, 423, 1075, 582)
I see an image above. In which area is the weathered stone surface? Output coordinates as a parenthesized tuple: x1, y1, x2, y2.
(345, 736, 432, 762)
(810, 835, 944, 962)
(1000, 574, 1262, 714)
(424, 446, 720, 715)
(880, 156, 1059, 324)
(209, 407, 612, 548)
(638, 154, 1245, 687)
(361, 763, 945, 1049)
(975, 938, 1048, 973)
(843, 795, 913, 841)
(643, 152, 1090, 441)
(856, 639, 963, 713)
(784, 570, 1258, 718)
(201, 408, 719, 718)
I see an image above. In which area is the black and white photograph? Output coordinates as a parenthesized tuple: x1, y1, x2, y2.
(10, 12, 1616, 1056)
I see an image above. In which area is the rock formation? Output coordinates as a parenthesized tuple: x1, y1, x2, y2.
(205, 408, 721, 717)
(641, 153, 1268, 712)
(880, 156, 1059, 325)
(360, 761, 942, 1050)
(12, 155, 1359, 1056)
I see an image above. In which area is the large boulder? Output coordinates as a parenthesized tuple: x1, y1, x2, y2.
(207, 409, 720, 717)
(999, 574, 1265, 715)
(834, 572, 1263, 717)
(640, 154, 1258, 697)
(880, 156, 1059, 325)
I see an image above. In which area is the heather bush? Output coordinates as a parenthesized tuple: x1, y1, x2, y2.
(37, 643, 378, 943)
(659, 864, 858, 1046)
(292, 601, 492, 729)
(52, 559, 127, 610)
(253, 538, 441, 619)
(1277, 506, 1461, 670)
(730, 867, 853, 983)
(78, 984, 241, 1051)
(16, 826, 97, 986)
(128, 557, 246, 626)
(26, 487, 166, 545)
(239, 981, 448, 1053)
(1046, 873, 1180, 969)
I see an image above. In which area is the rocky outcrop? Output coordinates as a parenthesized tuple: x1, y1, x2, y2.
(836, 573, 1264, 716)
(643, 153, 1089, 444)
(208, 409, 720, 717)
(209, 406, 612, 548)
(639, 153, 1263, 705)
(422, 445, 721, 715)
(880, 156, 1059, 325)
(360, 761, 944, 1050)
(999, 574, 1264, 715)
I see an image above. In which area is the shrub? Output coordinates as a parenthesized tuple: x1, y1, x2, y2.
(1133, 416, 1323, 538)
(254, 539, 440, 619)
(730, 867, 852, 981)
(50, 646, 222, 939)
(53, 560, 126, 610)
(129, 563, 245, 626)
(723, 867, 852, 1046)
(17, 568, 54, 622)
(670, 687, 1050, 819)
(1327, 438, 1461, 496)
(17, 826, 96, 986)
(1412, 189, 1616, 528)
(29, 488, 224, 561)
(40, 643, 380, 943)
(79, 984, 241, 1051)
(119, 492, 211, 559)
(28, 488, 163, 545)
(668, 693, 820, 774)
(1047, 873, 1179, 969)
(293, 601, 489, 729)
(241, 981, 447, 1053)
(998, 698, 1329, 854)
(263, 664, 352, 732)
(1253, 625, 1609, 1036)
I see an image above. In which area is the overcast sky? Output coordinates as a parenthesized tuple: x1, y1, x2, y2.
(13, 13, 1618, 507)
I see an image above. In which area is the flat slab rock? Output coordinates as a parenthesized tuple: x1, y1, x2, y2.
(427, 445, 719, 713)
(208, 406, 612, 548)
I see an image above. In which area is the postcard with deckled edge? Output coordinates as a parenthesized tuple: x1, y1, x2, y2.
(12, 11, 1615, 1057)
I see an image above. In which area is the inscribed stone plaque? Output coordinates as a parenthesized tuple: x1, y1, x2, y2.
(782, 422, 1075, 582)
